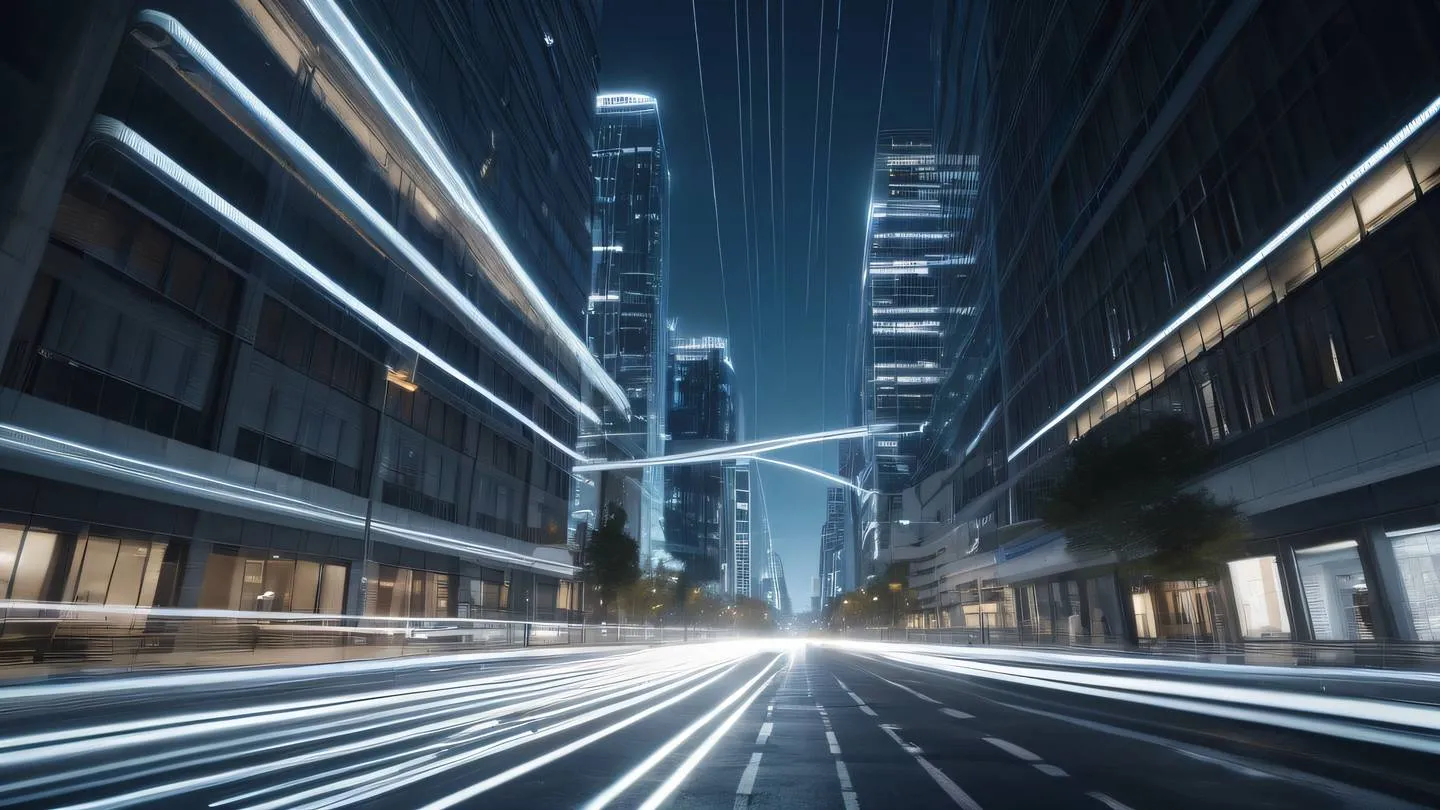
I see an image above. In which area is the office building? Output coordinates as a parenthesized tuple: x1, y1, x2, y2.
(664, 335, 738, 583)
(584, 92, 669, 563)
(0, 0, 612, 621)
(897, 0, 1440, 645)
(817, 485, 848, 611)
(856, 131, 972, 575)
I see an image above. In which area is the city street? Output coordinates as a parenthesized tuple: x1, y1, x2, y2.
(2, 642, 1436, 809)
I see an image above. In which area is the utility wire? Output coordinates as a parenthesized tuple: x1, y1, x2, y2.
(690, 0, 734, 344)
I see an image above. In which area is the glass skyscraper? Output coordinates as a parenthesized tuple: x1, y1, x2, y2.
(664, 336, 738, 583)
(858, 131, 971, 569)
(817, 485, 847, 611)
(584, 93, 669, 563)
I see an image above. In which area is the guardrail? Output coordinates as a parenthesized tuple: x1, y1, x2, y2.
(0, 600, 735, 677)
(836, 626, 1440, 671)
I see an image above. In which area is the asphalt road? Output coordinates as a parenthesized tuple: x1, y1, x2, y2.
(0, 641, 1436, 809)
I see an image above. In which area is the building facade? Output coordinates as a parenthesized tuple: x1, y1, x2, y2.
(0, 0, 614, 621)
(899, 0, 1440, 649)
(664, 336, 738, 584)
(856, 131, 972, 576)
(817, 485, 848, 611)
(584, 92, 669, 562)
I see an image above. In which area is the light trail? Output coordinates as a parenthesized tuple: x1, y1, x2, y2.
(132, 11, 607, 424)
(574, 424, 887, 472)
(5, 645, 773, 810)
(295, 0, 630, 415)
(87, 117, 587, 463)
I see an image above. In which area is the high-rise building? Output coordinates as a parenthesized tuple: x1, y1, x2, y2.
(759, 547, 791, 617)
(856, 131, 971, 574)
(724, 458, 753, 599)
(664, 335, 738, 584)
(0, 0, 610, 621)
(817, 486, 848, 611)
(903, 0, 1440, 642)
(585, 93, 669, 563)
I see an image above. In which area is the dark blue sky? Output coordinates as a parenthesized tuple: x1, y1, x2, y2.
(598, 0, 933, 609)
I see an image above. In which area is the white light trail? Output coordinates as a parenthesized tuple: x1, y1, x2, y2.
(740, 456, 875, 497)
(297, 0, 631, 416)
(634, 666, 782, 810)
(574, 424, 888, 472)
(0, 421, 576, 576)
(89, 117, 585, 463)
(581, 656, 785, 809)
(133, 11, 608, 424)
(1009, 92, 1440, 461)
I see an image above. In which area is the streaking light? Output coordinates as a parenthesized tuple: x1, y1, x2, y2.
(133, 11, 606, 424)
(575, 425, 889, 472)
(297, 0, 630, 415)
(1009, 93, 1440, 462)
(89, 117, 585, 463)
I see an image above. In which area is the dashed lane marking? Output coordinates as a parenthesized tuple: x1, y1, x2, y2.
(982, 737, 1042, 762)
(1086, 791, 1137, 810)
(1033, 764, 1068, 778)
(732, 752, 763, 809)
(755, 722, 773, 745)
(835, 760, 860, 810)
(940, 708, 974, 721)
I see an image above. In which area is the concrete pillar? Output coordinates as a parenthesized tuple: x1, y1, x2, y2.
(0, 1, 134, 355)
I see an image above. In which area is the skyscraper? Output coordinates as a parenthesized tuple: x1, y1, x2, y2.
(857, 131, 970, 572)
(665, 335, 738, 584)
(0, 0, 607, 621)
(817, 486, 848, 611)
(903, 0, 1440, 642)
(586, 93, 669, 563)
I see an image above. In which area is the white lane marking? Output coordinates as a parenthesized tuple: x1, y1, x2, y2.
(755, 722, 773, 745)
(826, 731, 842, 754)
(773, 705, 820, 712)
(835, 760, 860, 810)
(875, 673, 941, 705)
(916, 755, 984, 810)
(732, 752, 763, 808)
(940, 708, 973, 721)
(982, 737, 1041, 762)
(1033, 763, 1068, 777)
(1087, 791, 1137, 810)
(858, 704, 878, 717)
(834, 677, 852, 691)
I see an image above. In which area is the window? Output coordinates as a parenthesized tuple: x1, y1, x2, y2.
(1227, 555, 1291, 638)
(1294, 540, 1373, 641)
(1380, 528, 1440, 641)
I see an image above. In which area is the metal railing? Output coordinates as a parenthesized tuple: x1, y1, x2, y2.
(837, 626, 1440, 671)
(0, 600, 734, 678)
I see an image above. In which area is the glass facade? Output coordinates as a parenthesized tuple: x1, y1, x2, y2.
(0, 0, 602, 618)
(900, 0, 1440, 644)
(586, 93, 669, 561)
(818, 486, 847, 610)
(664, 337, 738, 582)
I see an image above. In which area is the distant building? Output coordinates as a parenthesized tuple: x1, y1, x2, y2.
(856, 131, 971, 576)
(665, 336, 738, 585)
(583, 93, 669, 563)
(818, 486, 848, 611)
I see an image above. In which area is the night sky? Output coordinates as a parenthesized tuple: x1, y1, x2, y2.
(598, 0, 932, 609)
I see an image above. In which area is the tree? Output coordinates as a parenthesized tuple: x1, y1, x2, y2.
(583, 502, 641, 623)
(1041, 416, 1246, 579)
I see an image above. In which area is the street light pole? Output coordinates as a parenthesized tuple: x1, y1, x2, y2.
(359, 366, 418, 614)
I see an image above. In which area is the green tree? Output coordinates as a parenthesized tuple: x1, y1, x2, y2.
(1041, 416, 1246, 579)
(583, 502, 641, 623)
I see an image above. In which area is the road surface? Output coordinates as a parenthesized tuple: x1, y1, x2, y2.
(1, 641, 1436, 809)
